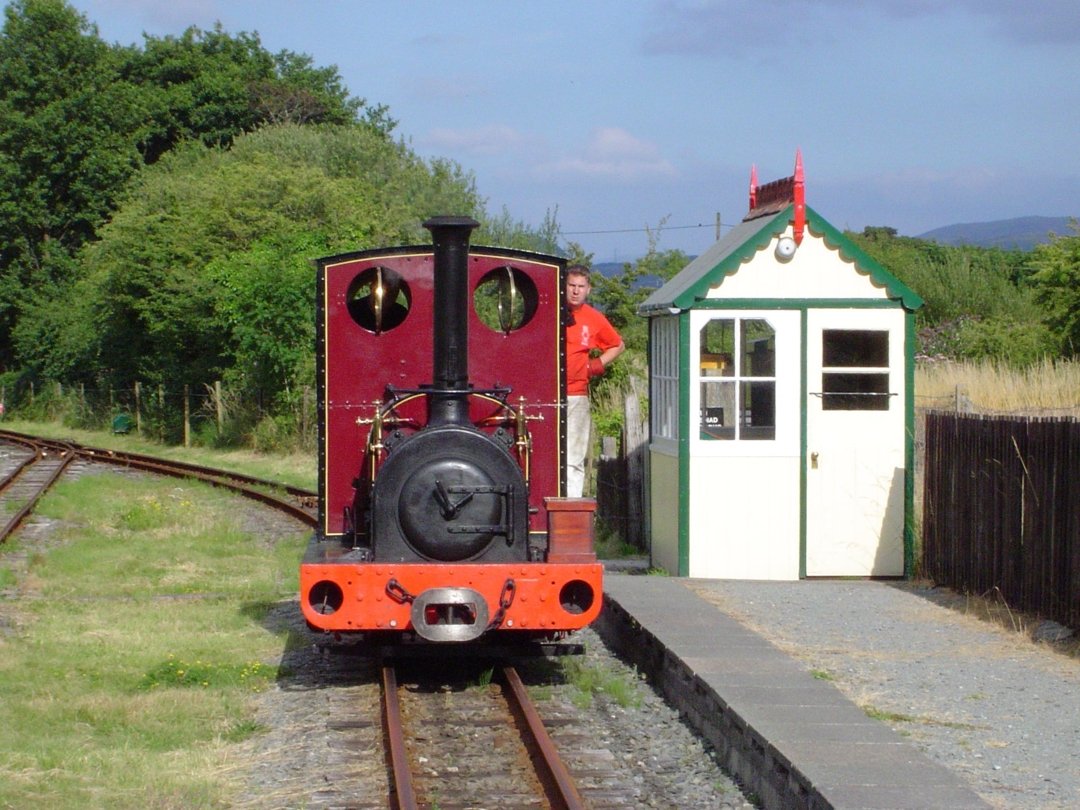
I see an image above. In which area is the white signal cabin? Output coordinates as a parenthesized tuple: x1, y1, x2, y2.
(640, 153, 923, 579)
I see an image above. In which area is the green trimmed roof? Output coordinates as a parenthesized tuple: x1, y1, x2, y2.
(639, 205, 923, 313)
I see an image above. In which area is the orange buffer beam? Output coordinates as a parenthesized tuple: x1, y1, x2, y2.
(301, 561, 603, 633)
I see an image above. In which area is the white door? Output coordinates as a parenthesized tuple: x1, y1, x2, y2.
(687, 309, 801, 579)
(805, 309, 906, 576)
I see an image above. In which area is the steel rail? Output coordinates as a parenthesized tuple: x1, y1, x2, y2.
(0, 429, 76, 457)
(79, 445, 315, 499)
(501, 665, 586, 810)
(381, 664, 418, 810)
(0, 429, 317, 528)
(0, 429, 315, 497)
(0, 450, 41, 495)
(0, 444, 77, 543)
(0, 430, 47, 451)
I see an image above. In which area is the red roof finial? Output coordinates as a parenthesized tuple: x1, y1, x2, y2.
(749, 164, 758, 211)
(793, 149, 806, 245)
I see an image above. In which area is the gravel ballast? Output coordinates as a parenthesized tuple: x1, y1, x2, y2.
(683, 578, 1080, 810)
(229, 605, 757, 808)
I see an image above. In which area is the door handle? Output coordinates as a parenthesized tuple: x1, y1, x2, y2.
(811, 451, 819, 469)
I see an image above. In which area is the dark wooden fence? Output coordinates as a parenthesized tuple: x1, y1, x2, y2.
(595, 390, 648, 551)
(923, 411, 1080, 628)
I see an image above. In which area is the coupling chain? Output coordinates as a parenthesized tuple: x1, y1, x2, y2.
(486, 578, 517, 630)
(385, 578, 416, 604)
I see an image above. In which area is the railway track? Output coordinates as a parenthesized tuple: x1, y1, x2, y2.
(382, 661, 589, 810)
(0, 436, 78, 542)
(0, 428, 316, 546)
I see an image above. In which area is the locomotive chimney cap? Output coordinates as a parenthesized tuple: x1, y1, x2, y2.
(423, 215, 480, 232)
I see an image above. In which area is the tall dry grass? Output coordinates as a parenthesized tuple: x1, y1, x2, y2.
(915, 358, 1080, 416)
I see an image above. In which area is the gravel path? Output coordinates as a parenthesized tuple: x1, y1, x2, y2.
(683, 579, 1080, 810)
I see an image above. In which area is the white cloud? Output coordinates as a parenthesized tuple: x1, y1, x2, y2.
(541, 127, 678, 182)
(419, 125, 531, 157)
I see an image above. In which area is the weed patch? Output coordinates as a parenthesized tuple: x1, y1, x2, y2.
(862, 704, 983, 730)
(562, 658, 641, 709)
(139, 656, 276, 691)
(469, 667, 494, 689)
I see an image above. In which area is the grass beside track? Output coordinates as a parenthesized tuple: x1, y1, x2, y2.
(0, 428, 310, 808)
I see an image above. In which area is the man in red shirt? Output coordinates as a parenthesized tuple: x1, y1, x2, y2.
(565, 265, 624, 497)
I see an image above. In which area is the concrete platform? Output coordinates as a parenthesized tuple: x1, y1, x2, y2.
(595, 575, 991, 810)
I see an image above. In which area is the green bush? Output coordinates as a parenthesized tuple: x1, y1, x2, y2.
(955, 317, 1058, 366)
(920, 316, 1058, 366)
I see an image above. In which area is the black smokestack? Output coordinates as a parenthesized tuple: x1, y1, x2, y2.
(423, 216, 479, 425)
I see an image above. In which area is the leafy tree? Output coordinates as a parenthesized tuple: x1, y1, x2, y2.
(206, 232, 321, 404)
(115, 25, 382, 164)
(584, 224, 690, 439)
(8, 241, 98, 380)
(563, 241, 594, 268)
(22, 123, 484, 408)
(477, 206, 562, 254)
(1029, 221, 1080, 356)
(0, 0, 143, 367)
(254, 50, 366, 126)
(0, 2, 387, 374)
(0, 0, 141, 250)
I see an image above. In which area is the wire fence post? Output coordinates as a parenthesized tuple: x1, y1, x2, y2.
(134, 381, 142, 434)
(215, 380, 223, 435)
(302, 385, 312, 440)
(955, 384, 973, 413)
(183, 384, 190, 447)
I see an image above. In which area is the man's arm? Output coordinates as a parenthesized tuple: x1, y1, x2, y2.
(589, 339, 625, 377)
(598, 340, 625, 369)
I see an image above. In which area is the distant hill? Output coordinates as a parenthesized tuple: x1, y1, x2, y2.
(917, 216, 1075, 250)
(593, 261, 626, 278)
(592, 260, 667, 291)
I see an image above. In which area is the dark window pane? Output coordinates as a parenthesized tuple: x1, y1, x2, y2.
(742, 319, 775, 376)
(741, 380, 775, 439)
(822, 372, 890, 410)
(823, 330, 888, 367)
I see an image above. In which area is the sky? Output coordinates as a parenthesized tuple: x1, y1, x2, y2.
(65, 0, 1080, 263)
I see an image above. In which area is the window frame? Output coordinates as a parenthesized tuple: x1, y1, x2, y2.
(818, 328, 894, 411)
(649, 315, 680, 447)
(688, 309, 798, 456)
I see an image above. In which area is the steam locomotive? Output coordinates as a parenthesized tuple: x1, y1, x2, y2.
(300, 216, 603, 643)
